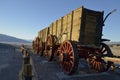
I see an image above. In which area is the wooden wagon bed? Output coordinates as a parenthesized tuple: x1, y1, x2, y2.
(38, 6, 103, 48)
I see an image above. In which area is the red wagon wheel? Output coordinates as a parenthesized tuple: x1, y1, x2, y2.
(39, 40, 45, 56)
(88, 43, 113, 72)
(59, 41, 79, 75)
(88, 56, 109, 72)
(45, 34, 57, 61)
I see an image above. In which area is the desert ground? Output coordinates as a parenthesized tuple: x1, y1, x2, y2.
(0, 43, 120, 80)
(30, 44, 120, 80)
(110, 44, 120, 56)
(0, 43, 22, 80)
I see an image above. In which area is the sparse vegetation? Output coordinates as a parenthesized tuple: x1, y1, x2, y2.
(110, 44, 120, 56)
(116, 44, 120, 46)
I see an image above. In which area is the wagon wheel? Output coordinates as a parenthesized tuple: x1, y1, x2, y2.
(88, 55, 109, 72)
(45, 34, 57, 61)
(33, 38, 37, 53)
(36, 37, 40, 54)
(87, 43, 113, 72)
(59, 41, 79, 75)
(99, 43, 113, 57)
(35, 40, 38, 53)
(39, 40, 45, 56)
(32, 40, 35, 52)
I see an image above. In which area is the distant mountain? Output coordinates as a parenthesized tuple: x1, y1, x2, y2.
(0, 34, 30, 43)
(105, 41, 120, 45)
(27, 39, 33, 42)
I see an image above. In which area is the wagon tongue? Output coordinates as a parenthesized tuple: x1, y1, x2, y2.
(103, 56, 120, 70)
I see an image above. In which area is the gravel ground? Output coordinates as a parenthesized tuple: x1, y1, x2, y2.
(110, 45, 120, 56)
(24, 44, 120, 80)
(31, 53, 120, 80)
(31, 54, 62, 80)
(0, 43, 22, 80)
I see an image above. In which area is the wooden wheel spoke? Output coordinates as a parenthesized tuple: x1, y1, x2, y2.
(67, 44, 71, 52)
(69, 61, 74, 66)
(98, 62, 101, 71)
(68, 46, 71, 52)
(99, 62, 102, 71)
(96, 62, 99, 70)
(96, 62, 100, 70)
(93, 61, 97, 69)
(65, 42, 69, 50)
(94, 61, 97, 70)
(66, 42, 68, 50)
(70, 56, 74, 60)
(63, 46, 66, 52)
(99, 43, 113, 57)
(69, 51, 73, 56)
(63, 44, 66, 50)
(101, 49, 107, 54)
(61, 47, 64, 52)
(100, 45, 104, 52)
(89, 59, 94, 65)
(68, 49, 73, 55)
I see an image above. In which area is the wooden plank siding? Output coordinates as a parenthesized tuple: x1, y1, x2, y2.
(71, 7, 83, 42)
(57, 18, 62, 43)
(52, 21, 57, 36)
(38, 27, 49, 43)
(38, 6, 103, 47)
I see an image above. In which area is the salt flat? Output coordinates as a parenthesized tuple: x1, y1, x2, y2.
(0, 43, 22, 80)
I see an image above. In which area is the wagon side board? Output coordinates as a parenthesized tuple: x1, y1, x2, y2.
(37, 6, 103, 48)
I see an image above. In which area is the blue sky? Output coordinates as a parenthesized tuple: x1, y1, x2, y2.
(0, 0, 120, 41)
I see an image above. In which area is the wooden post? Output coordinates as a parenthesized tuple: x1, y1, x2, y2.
(24, 56, 30, 64)
(23, 56, 32, 80)
(24, 64, 32, 80)
(20, 45, 33, 80)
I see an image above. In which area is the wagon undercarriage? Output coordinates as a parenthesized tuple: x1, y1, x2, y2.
(33, 37, 114, 74)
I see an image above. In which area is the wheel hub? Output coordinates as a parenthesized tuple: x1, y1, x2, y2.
(63, 52, 70, 62)
(46, 45, 51, 50)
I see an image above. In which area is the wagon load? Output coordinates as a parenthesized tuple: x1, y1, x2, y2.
(33, 6, 117, 75)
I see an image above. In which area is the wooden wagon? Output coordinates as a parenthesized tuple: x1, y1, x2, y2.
(33, 6, 116, 74)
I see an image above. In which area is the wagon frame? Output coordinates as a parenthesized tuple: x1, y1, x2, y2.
(32, 6, 116, 74)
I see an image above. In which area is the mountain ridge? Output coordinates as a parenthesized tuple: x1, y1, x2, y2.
(0, 34, 31, 43)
